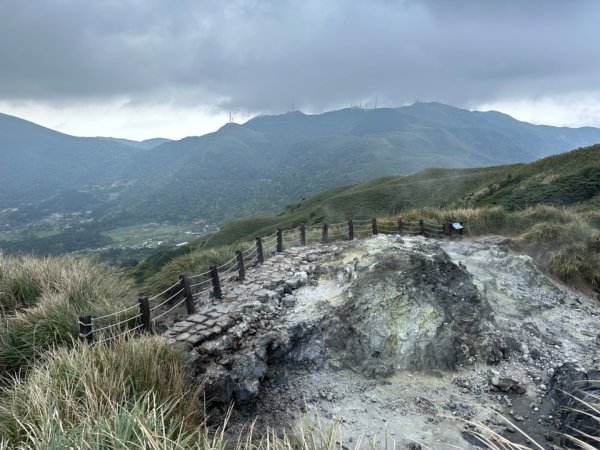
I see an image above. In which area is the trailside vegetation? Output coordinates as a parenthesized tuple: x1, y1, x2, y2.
(139, 144, 600, 294)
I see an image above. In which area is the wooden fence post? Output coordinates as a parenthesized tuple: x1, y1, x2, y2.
(371, 218, 378, 235)
(397, 218, 403, 234)
(138, 295, 151, 332)
(79, 315, 94, 345)
(236, 250, 245, 280)
(255, 237, 264, 263)
(448, 222, 453, 238)
(179, 274, 196, 314)
(299, 224, 306, 246)
(419, 219, 425, 236)
(322, 223, 328, 244)
(210, 266, 222, 300)
(276, 228, 283, 252)
(348, 218, 354, 240)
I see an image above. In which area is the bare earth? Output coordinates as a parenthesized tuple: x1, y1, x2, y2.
(165, 234, 600, 449)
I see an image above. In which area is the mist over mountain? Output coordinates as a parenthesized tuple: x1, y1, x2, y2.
(100, 137, 171, 150)
(102, 102, 600, 225)
(0, 113, 146, 206)
(2, 102, 600, 235)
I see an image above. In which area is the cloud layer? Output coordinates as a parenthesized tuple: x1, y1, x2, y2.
(1, 0, 599, 137)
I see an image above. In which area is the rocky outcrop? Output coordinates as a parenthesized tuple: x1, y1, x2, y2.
(159, 234, 600, 449)
(321, 241, 494, 376)
(546, 364, 600, 448)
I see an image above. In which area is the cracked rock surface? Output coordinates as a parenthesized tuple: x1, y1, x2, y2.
(163, 234, 600, 449)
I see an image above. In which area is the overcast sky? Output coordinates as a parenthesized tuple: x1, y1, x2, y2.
(1, 0, 599, 140)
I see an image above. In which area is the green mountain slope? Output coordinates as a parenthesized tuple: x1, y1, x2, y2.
(0, 113, 139, 206)
(134, 143, 600, 291)
(182, 143, 600, 248)
(105, 103, 600, 225)
(100, 137, 171, 150)
(3, 103, 600, 256)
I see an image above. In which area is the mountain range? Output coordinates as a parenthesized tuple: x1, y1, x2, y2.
(2, 102, 600, 250)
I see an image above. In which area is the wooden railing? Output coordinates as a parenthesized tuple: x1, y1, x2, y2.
(79, 217, 464, 345)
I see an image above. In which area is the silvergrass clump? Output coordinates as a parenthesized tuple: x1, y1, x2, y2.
(145, 242, 252, 295)
(0, 336, 203, 448)
(0, 252, 135, 316)
(0, 252, 137, 373)
(387, 205, 600, 290)
(467, 386, 600, 450)
(517, 219, 600, 288)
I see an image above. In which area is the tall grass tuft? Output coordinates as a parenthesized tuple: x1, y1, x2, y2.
(145, 242, 252, 295)
(0, 336, 203, 448)
(0, 252, 137, 373)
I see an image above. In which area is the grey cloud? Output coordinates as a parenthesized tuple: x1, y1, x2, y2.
(1, 0, 599, 115)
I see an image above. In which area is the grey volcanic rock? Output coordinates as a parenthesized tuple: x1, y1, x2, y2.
(201, 365, 234, 404)
(489, 374, 527, 394)
(545, 364, 600, 448)
(164, 234, 600, 448)
(322, 244, 493, 376)
(231, 352, 268, 404)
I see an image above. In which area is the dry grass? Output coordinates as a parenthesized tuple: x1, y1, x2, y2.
(0, 336, 204, 448)
(380, 205, 600, 291)
(0, 252, 137, 373)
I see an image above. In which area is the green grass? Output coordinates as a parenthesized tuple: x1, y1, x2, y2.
(102, 222, 207, 248)
(0, 252, 137, 373)
(0, 336, 204, 448)
(144, 241, 252, 296)
(134, 144, 600, 294)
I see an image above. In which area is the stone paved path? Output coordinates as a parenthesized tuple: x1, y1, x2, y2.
(161, 242, 343, 350)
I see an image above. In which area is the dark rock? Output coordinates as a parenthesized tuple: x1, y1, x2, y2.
(322, 248, 493, 376)
(201, 365, 234, 405)
(281, 295, 297, 308)
(546, 364, 600, 448)
(489, 375, 527, 394)
(275, 285, 285, 297)
(231, 352, 268, 404)
(522, 322, 541, 337)
(199, 335, 233, 357)
(216, 315, 234, 331)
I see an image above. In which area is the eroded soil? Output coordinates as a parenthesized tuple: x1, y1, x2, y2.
(176, 235, 599, 448)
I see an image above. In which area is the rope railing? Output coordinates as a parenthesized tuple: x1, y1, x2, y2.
(79, 216, 464, 346)
(193, 287, 213, 303)
(243, 248, 258, 263)
(149, 288, 184, 312)
(242, 244, 256, 257)
(152, 297, 187, 322)
(148, 280, 181, 302)
(90, 302, 139, 322)
(263, 243, 278, 254)
(189, 278, 212, 290)
(91, 313, 142, 333)
(93, 323, 145, 346)
(193, 284, 213, 297)
(188, 269, 212, 280)
(218, 260, 238, 275)
(219, 264, 238, 277)
(217, 254, 238, 272)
